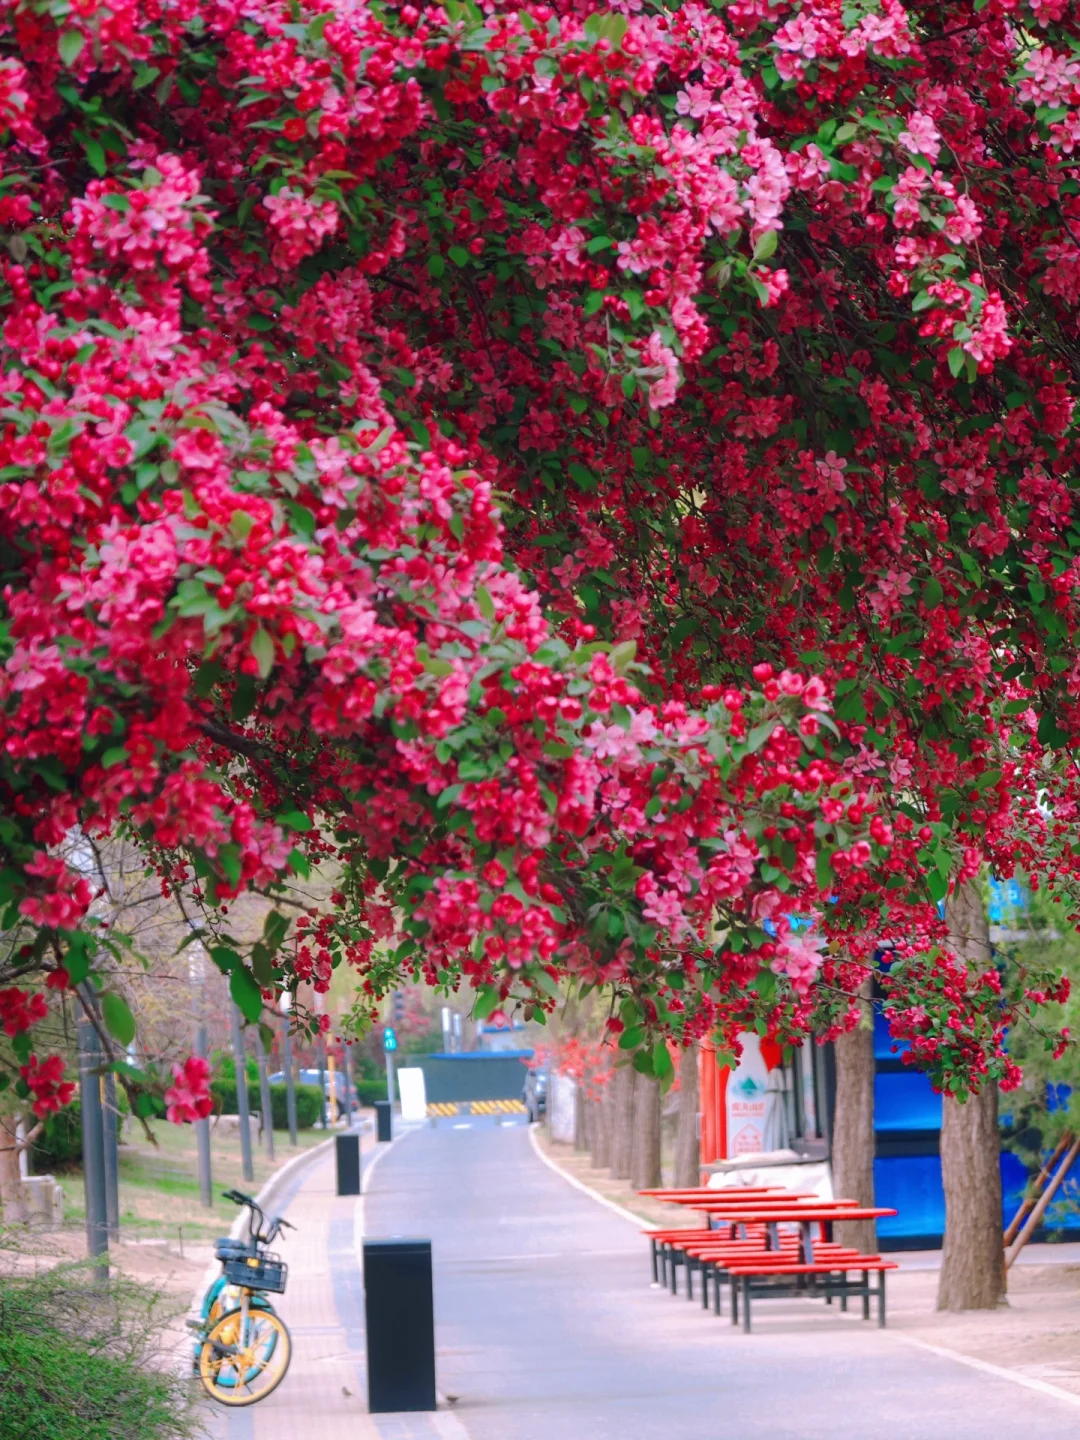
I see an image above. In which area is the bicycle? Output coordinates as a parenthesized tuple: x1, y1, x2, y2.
(189, 1188, 295, 1407)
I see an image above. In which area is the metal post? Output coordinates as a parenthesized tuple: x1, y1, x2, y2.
(102, 1072, 120, 1242)
(343, 1045, 355, 1129)
(386, 1048, 396, 1109)
(328, 1051, 339, 1125)
(77, 1009, 109, 1285)
(195, 1024, 212, 1207)
(318, 1040, 328, 1130)
(282, 1022, 298, 1147)
(230, 1003, 255, 1184)
(255, 1028, 274, 1161)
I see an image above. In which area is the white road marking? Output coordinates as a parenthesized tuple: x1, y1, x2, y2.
(526, 1122, 656, 1231)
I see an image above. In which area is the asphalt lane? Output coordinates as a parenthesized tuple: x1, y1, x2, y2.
(364, 1123, 1080, 1440)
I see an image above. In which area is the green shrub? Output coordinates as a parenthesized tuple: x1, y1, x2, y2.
(0, 1263, 195, 1440)
(210, 1079, 321, 1130)
(33, 1102, 84, 1171)
(269, 1083, 321, 1130)
(354, 1078, 385, 1108)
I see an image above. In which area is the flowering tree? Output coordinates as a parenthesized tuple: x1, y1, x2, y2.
(0, 0, 1078, 1222)
(0, 0, 895, 1125)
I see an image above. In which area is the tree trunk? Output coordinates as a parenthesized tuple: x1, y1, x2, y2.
(630, 1070, 662, 1191)
(937, 876, 1006, 1311)
(608, 1064, 636, 1179)
(832, 979, 876, 1254)
(0, 1119, 27, 1223)
(573, 1081, 588, 1152)
(674, 1043, 700, 1188)
(589, 1084, 611, 1170)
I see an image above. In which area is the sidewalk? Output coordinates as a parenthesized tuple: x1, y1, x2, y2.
(197, 1128, 467, 1440)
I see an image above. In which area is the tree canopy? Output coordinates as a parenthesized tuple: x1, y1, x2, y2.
(2, 0, 1080, 1114)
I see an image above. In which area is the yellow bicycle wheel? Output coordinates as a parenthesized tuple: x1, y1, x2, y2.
(198, 1304, 292, 1407)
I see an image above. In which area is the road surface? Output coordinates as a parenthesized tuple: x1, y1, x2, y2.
(210, 1121, 1080, 1439)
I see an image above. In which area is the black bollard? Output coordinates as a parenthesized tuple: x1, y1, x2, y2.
(374, 1099, 392, 1143)
(363, 1239, 436, 1413)
(335, 1132, 361, 1196)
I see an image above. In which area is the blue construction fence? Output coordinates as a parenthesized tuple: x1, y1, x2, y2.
(873, 1008, 1079, 1249)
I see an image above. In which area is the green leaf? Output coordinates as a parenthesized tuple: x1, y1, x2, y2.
(277, 809, 313, 832)
(230, 966, 264, 1023)
(448, 245, 469, 267)
(264, 910, 290, 952)
(251, 942, 275, 987)
(58, 30, 85, 67)
(947, 346, 966, 379)
(922, 576, 943, 607)
(752, 229, 778, 262)
(100, 193, 130, 213)
(210, 945, 241, 974)
(101, 992, 136, 1047)
(472, 986, 501, 1022)
(475, 584, 496, 622)
(927, 868, 948, 903)
(250, 628, 274, 678)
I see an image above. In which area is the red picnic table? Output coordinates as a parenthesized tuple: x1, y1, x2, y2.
(689, 1201, 896, 1264)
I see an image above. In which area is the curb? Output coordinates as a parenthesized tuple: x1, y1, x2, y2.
(526, 1123, 658, 1231)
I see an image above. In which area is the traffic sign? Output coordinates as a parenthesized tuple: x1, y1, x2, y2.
(383, 1026, 398, 1052)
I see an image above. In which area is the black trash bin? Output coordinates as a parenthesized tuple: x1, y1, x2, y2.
(363, 1238, 436, 1412)
(374, 1099, 392, 1143)
(335, 1132, 361, 1196)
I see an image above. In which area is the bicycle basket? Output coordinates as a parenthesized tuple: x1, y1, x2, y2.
(223, 1252, 288, 1294)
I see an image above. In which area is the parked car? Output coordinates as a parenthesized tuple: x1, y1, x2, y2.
(523, 1068, 547, 1123)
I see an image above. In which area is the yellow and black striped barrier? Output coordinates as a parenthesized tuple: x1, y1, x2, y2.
(426, 1099, 527, 1119)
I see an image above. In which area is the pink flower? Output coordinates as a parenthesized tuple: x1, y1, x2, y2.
(165, 1055, 213, 1125)
(898, 111, 941, 163)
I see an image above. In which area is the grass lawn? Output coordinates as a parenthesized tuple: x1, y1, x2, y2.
(56, 1120, 328, 1241)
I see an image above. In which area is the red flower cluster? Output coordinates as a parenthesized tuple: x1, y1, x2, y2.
(19, 1055, 75, 1119)
(164, 1056, 213, 1126)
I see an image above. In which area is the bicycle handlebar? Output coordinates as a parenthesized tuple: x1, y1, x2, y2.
(222, 1189, 295, 1246)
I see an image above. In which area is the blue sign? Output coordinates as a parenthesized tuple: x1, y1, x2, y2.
(383, 1026, 398, 1052)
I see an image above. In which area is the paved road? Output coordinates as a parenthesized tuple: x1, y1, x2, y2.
(210, 1121, 1080, 1439)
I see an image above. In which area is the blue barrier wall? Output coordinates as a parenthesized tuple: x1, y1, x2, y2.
(872, 1007, 1080, 1248)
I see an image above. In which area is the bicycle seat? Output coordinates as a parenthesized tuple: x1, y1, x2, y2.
(214, 1238, 250, 1261)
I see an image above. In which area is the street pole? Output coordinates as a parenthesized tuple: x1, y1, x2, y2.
(282, 1019, 298, 1147)
(102, 1071, 120, 1242)
(328, 1051, 339, 1125)
(318, 1039, 328, 1130)
(255, 1028, 274, 1161)
(343, 1045, 355, 1129)
(77, 1008, 109, 1286)
(386, 1048, 396, 1109)
(195, 1024, 212, 1207)
(230, 1003, 255, 1184)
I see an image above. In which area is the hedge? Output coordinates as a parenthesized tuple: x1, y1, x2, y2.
(210, 1079, 321, 1131)
(354, 1079, 386, 1108)
(33, 1102, 84, 1171)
